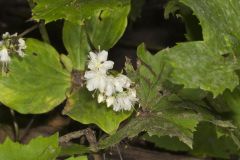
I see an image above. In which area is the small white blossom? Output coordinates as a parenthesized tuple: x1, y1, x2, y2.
(113, 89, 138, 111)
(0, 47, 11, 64)
(114, 74, 132, 92)
(84, 70, 107, 93)
(98, 94, 105, 103)
(85, 49, 138, 112)
(17, 38, 26, 57)
(2, 32, 10, 39)
(104, 76, 116, 96)
(88, 50, 114, 73)
(106, 96, 115, 107)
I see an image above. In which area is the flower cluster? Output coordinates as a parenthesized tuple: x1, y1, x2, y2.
(84, 50, 138, 112)
(0, 32, 26, 72)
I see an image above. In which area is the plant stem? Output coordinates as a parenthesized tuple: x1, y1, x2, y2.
(85, 128, 103, 160)
(10, 109, 19, 141)
(18, 24, 39, 38)
(27, 0, 50, 43)
(19, 116, 35, 142)
(39, 20, 50, 43)
(59, 129, 86, 144)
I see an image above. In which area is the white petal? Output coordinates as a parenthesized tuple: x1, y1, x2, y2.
(101, 61, 114, 71)
(106, 96, 115, 107)
(114, 80, 123, 92)
(86, 79, 96, 91)
(98, 94, 105, 103)
(0, 48, 10, 62)
(84, 71, 97, 79)
(98, 50, 108, 62)
(89, 51, 97, 60)
(16, 49, 25, 57)
(98, 76, 107, 93)
(18, 38, 26, 49)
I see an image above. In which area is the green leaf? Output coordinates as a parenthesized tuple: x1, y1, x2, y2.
(0, 134, 60, 160)
(99, 96, 234, 149)
(60, 144, 89, 156)
(63, 21, 90, 71)
(180, 0, 240, 55)
(32, 0, 130, 24)
(66, 88, 132, 134)
(66, 156, 88, 160)
(162, 42, 238, 97)
(192, 122, 239, 159)
(134, 44, 170, 109)
(129, 0, 145, 21)
(164, 0, 202, 41)
(63, 3, 129, 70)
(0, 39, 71, 114)
(85, 4, 130, 50)
(143, 135, 190, 152)
(156, 0, 240, 96)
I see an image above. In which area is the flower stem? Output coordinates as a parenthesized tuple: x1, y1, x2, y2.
(27, 0, 50, 44)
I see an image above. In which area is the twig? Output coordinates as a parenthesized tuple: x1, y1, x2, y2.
(59, 129, 86, 144)
(27, 0, 50, 43)
(18, 24, 39, 38)
(85, 128, 103, 160)
(116, 145, 123, 160)
(19, 116, 35, 142)
(10, 109, 19, 141)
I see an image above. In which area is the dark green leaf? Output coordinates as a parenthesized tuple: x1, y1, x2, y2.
(60, 144, 89, 156)
(32, 0, 130, 24)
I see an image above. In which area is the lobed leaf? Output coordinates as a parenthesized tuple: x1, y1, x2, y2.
(32, 0, 130, 24)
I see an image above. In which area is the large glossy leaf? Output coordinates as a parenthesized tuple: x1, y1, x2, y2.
(0, 134, 60, 160)
(0, 39, 71, 114)
(32, 0, 130, 24)
(66, 88, 132, 134)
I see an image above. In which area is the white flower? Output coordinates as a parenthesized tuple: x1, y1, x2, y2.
(88, 50, 114, 73)
(2, 32, 10, 39)
(84, 70, 107, 93)
(0, 47, 11, 64)
(98, 94, 105, 103)
(114, 74, 132, 92)
(16, 38, 26, 57)
(112, 89, 138, 111)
